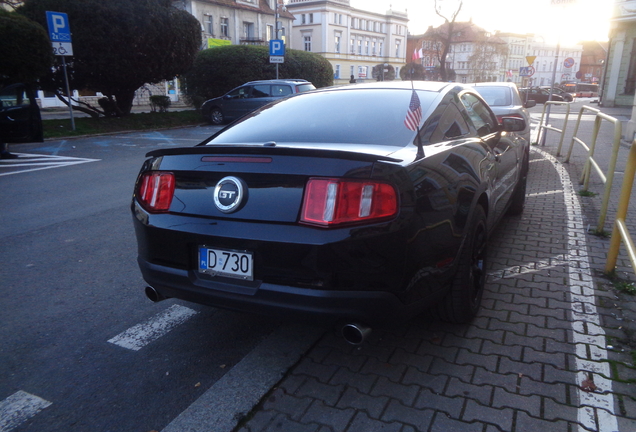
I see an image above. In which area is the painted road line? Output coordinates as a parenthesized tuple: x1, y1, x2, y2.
(162, 324, 325, 432)
(0, 391, 52, 432)
(533, 147, 619, 432)
(0, 153, 99, 177)
(108, 304, 198, 351)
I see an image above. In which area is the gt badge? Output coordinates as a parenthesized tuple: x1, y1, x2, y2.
(213, 176, 246, 213)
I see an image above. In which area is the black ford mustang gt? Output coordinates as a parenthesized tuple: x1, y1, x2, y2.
(132, 81, 529, 339)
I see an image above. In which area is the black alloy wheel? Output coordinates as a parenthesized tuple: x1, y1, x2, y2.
(436, 205, 488, 323)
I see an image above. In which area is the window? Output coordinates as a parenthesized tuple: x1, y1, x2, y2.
(309, 13, 313, 24)
(220, 17, 229, 37)
(301, 14, 306, 24)
(358, 40, 362, 54)
(350, 65, 354, 77)
(350, 38, 355, 53)
(304, 35, 312, 52)
(267, 25, 274, 41)
(379, 42, 383, 56)
(243, 22, 254, 39)
(426, 103, 470, 144)
(395, 40, 401, 57)
(372, 41, 377, 55)
(204, 14, 213, 35)
(250, 85, 271, 98)
(460, 93, 497, 137)
(365, 40, 369, 55)
(335, 64, 341, 79)
(335, 34, 341, 53)
(358, 66, 367, 78)
(272, 85, 292, 96)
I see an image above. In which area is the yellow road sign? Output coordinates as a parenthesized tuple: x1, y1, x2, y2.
(526, 56, 536, 66)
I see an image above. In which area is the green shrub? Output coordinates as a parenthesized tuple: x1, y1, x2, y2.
(184, 45, 333, 102)
(149, 95, 171, 112)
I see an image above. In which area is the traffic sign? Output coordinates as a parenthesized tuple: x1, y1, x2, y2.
(520, 66, 535, 77)
(46, 11, 73, 56)
(526, 56, 536, 66)
(269, 39, 285, 56)
(564, 57, 575, 68)
(270, 56, 284, 64)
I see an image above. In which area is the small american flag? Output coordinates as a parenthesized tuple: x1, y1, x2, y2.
(404, 90, 422, 131)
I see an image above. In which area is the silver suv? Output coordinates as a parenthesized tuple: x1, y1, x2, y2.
(201, 79, 316, 125)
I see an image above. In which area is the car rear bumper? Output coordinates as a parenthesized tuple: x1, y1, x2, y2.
(138, 257, 420, 325)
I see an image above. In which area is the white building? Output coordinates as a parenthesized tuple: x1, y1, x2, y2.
(526, 36, 583, 88)
(286, 0, 408, 84)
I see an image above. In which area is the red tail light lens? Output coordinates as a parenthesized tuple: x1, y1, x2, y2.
(137, 171, 175, 213)
(300, 178, 398, 227)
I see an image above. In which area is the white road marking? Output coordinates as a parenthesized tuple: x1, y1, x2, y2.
(533, 147, 619, 432)
(0, 391, 52, 432)
(0, 153, 99, 176)
(108, 304, 198, 351)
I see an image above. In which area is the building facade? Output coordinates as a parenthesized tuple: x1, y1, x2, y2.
(408, 21, 508, 84)
(602, 0, 636, 109)
(286, 0, 408, 84)
(173, 0, 295, 49)
(525, 36, 583, 88)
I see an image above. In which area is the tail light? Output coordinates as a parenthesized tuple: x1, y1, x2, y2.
(137, 171, 175, 213)
(300, 178, 398, 227)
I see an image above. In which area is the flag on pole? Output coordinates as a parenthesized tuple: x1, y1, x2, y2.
(404, 90, 422, 131)
(412, 49, 421, 61)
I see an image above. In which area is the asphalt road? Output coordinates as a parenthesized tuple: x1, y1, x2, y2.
(0, 126, 323, 432)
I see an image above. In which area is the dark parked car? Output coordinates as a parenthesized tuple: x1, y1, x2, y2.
(132, 82, 529, 343)
(200, 79, 316, 125)
(519, 87, 565, 104)
(540, 86, 574, 102)
(0, 83, 43, 143)
(472, 82, 535, 144)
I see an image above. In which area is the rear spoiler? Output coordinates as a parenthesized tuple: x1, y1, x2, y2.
(145, 145, 402, 163)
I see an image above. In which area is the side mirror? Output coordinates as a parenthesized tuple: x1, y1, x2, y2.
(501, 117, 526, 132)
(524, 100, 537, 109)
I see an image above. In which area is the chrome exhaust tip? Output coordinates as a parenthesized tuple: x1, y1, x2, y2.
(341, 323, 372, 345)
(144, 286, 167, 303)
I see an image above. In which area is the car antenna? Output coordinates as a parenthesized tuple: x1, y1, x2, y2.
(404, 69, 424, 159)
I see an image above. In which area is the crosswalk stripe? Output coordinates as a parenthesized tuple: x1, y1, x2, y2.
(0, 391, 52, 432)
(108, 304, 198, 351)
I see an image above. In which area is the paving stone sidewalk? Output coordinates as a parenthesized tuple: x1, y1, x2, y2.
(233, 102, 635, 432)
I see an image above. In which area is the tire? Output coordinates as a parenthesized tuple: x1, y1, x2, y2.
(507, 152, 529, 216)
(435, 205, 487, 323)
(209, 108, 224, 125)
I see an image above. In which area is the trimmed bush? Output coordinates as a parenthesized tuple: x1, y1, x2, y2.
(184, 45, 333, 102)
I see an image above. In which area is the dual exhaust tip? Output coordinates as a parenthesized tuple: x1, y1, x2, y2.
(145, 286, 371, 345)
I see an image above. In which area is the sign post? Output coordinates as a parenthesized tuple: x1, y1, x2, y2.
(270, 39, 285, 78)
(46, 11, 75, 130)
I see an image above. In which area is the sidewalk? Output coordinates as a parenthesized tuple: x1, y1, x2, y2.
(232, 101, 636, 432)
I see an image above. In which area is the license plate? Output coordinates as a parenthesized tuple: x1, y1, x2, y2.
(198, 247, 253, 280)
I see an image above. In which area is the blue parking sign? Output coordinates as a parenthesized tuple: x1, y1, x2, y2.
(46, 11, 73, 56)
(269, 40, 285, 56)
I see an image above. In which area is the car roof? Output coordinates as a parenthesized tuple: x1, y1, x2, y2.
(470, 82, 517, 88)
(245, 79, 310, 85)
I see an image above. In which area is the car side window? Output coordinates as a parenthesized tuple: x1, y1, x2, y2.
(250, 85, 271, 98)
(0, 86, 30, 107)
(272, 85, 293, 96)
(227, 87, 249, 99)
(428, 103, 470, 144)
(460, 93, 496, 137)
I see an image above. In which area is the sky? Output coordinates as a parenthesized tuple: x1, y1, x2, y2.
(350, 0, 613, 46)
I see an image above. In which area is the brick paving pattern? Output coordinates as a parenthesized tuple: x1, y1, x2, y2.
(236, 100, 636, 432)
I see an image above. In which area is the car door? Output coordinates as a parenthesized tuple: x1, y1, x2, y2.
(460, 92, 518, 224)
(242, 84, 274, 115)
(222, 85, 252, 121)
(0, 83, 43, 143)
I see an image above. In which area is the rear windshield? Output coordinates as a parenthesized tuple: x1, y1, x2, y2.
(297, 83, 316, 92)
(474, 86, 512, 107)
(206, 88, 437, 147)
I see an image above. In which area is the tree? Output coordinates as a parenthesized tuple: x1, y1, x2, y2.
(18, 0, 201, 116)
(184, 45, 333, 105)
(0, 0, 21, 10)
(399, 63, 426, 81)
(371, 64, 395, 81)
(468, 39, 508, 82)
(433, 0, 463, 81)
(0, 10, 53, 86)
